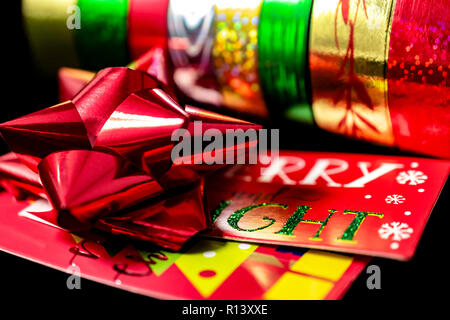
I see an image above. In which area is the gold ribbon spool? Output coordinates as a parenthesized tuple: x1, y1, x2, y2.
(309, 0, 396, 145)
(23, 0, 80, 74)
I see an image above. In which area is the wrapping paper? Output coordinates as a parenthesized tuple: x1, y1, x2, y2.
(0, 192, 369, 299)
(206, 151, 450, 260)
(0, 66, 260, 250)
(2, 147, 449, 260)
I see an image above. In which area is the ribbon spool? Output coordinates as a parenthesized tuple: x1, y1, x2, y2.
(23, 0, 131, 72)
(309, 0, 396, 146)
(128, 0, 169, 59)
(212, 0, 269, 117)
(258, 0, 314, 124)
(167, 0, 222, 106)
(387, 0, 450, 158)
(75, 0, 129, 69)
(309, 0, 450, 158)
(22, 0, 80, 74)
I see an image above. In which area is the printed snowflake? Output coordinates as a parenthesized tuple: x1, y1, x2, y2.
(385, 194, 405, 204)
(378, 222, 413, 241)
(396, 170, 428, 185)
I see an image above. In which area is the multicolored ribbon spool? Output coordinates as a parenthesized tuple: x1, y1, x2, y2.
(309, 0, 449, 157)
(22, 0, 169, 73)
(258, 0, 314, 123)
(387, 0, 450, 158)
(212, 0, 269, 117)
(22, 0, 450, 158)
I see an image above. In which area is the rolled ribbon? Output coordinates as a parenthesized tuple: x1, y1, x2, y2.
(309, 0, 396, 146)
(0, 66, 260, 249)
(387, 0, 450, 158)
(212, 0, 269, 117)
(128, 0, 169, 59)
(167, 0, 222, 106)
(258, 0, 314, 123)
(22, 0, 80, 74)
(75, 0, 130, 69)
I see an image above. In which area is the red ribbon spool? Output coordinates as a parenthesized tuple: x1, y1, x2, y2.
(128, 0, 170, 59)
(388, 0, 450, 158)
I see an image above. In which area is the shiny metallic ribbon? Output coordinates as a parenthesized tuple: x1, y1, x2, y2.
(212, 0, 269, 117)
(258, 0, 314, 123)
(387, 0, 450, 158)
(22, 0, 80, 74)
(58, 47, 172, 102)
(75, 0, 130, 69)
(0, 66, 260, 249)
(167, 0, 223, 106)
(309, 0, 396, 146)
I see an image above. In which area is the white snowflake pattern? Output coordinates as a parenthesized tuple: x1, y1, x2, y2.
(378, 222, 413, 241)
(396, 170, 428, 185)
(385, 194, 405, 204)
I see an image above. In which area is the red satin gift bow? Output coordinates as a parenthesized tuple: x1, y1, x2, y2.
(0, 67, 260, 250)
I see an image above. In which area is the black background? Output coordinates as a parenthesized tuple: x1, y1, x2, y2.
(0, 1, 448, 308)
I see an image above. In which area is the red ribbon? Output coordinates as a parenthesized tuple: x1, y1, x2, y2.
(0, 66, 259, 250)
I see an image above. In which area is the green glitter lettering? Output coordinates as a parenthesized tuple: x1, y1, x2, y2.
(275, 206, 336, 240)
(338, 210, 384, 241)
(211, 200, 232, 222)
(227, 203, 288, 232)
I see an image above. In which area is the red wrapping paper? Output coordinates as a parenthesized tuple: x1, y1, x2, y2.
(388, 0, 450, 158)
(0, 66, 260, 250)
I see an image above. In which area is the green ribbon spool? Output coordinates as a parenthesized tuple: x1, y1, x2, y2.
(258, 0, 314, 124)
(75, 0, 130, 70)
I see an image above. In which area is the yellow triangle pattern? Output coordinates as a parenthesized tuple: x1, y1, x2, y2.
(175, 240, 257, 298)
